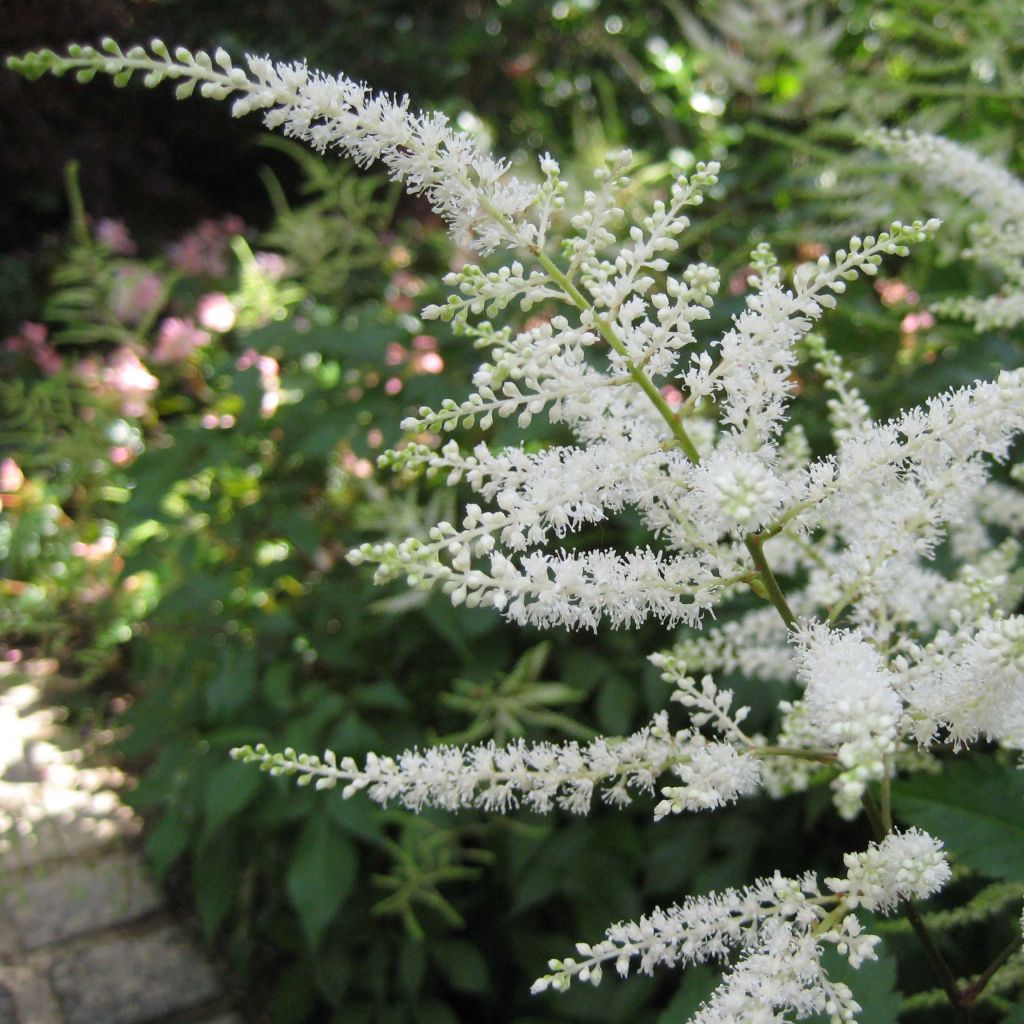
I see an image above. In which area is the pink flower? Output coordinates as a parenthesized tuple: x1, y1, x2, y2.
(411, 351, 444, 375)
(109, 446, 136, 466)
(3, 322, 62, 375)
(94, 218, 137, 256)
(151, 317, 211, 364)
(197, 292, 237, 333)
(102, 347, 158, 417)
(71, 535, 117, 563)
(901, 311, 936, 334)
(0, 457, 25, 493)
(875, 278, 919, 307)
(254, 251, 289, 281)
(110, 268, 164, 326)
(168, 215, 246, 277)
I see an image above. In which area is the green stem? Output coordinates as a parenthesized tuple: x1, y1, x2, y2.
(753, 746, 837, 763)
(959, 937, 1023, 1009)
(743, 532, 797, 629)
(532, 248, 702, 464)
(862, 792, 967, 1019)
(902, 901, 969, 1021)
(64, 160, 91, 249)
(881, 755, 893, 834)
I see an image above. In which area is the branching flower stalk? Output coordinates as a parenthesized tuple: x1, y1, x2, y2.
(13, 38, 1024, 1021)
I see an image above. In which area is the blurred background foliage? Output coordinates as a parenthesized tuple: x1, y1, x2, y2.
(2, 1, 1024, 1022)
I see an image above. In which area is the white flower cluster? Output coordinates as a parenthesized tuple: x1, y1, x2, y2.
(871, 128, 1024, 330)
(232, 710, 762, 818)
(792, 623, 902, 817)
(826, 829, 951, 913)
(534, 831, 948, 1019)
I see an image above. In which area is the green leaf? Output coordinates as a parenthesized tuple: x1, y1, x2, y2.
(891, 756, 1024, 880)
(431, 938, 491, 995)
(596, 673, 637, 734)
(656, 966, 718, 1023)
(202, 759, 262, 835)
(808, 938, 900, 1024)
(206, 641, 258, 720)
(193, 831, 239, 942)
(144, 807, 190, 879)
(286, 816, 359, 949)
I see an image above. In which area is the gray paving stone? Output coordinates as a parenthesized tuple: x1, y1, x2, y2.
(49, 923, 221, 1024)
(0, 984, 15, 1024)
(0, 917, 19, 964)
(0, 965, 62, 1024)
(3, 851, 162, 949)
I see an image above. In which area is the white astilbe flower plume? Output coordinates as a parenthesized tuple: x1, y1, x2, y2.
(232, 711, 762, 818)
(871, 129, 1024, 329)
(826, 829, 951, 913)
(906, 615, 1024, 749)
(792, 623, 903, 818)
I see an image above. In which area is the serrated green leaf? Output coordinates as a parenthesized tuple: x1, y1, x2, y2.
(286, 816, 358, 949)
(892, 756, 1024, 880)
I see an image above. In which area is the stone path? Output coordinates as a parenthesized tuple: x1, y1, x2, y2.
(0, 660, 243, 1024)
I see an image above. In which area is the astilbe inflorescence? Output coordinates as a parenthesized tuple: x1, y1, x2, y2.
(12, 38, 1024, 1020)
(871, 128, 1024, 330)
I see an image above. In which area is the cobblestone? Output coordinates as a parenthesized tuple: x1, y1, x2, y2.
(0, 664, 241, 1024)
(3, 852, 162, 950)
(49, 925, 222, 1024)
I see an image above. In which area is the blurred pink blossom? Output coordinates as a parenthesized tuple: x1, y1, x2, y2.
(110, 268, 164, 325)
(384, 376, 403, 395)
(411, 351, 444, 375)
(661, 385, 684, 409)
(109, 446, 136, 467)
(151, 317, 211, 364)
(198, 292, 237, 333)
(254, 251, 289, 281)
(102, 347, 159, 417)
(168, 215, 245, 277)
(94, 218, 137, 256)
(412, 334, 438, 352)
(385, 270, 425, 312)
(901, 311, 935, 334)
(0, 457, 25, 493)
(71, 535, 116, 563)
(200, 413, 236, 430)
(341, 449, 374, 479)
(3, 322, 62, 375)
(386, 343, 407, 365)
(875, 278, 920, 307)
(728, 267, 753, 296)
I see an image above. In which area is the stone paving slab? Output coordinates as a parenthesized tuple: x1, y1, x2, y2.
(0, 664, 243, 1024)
(0, 985, 15, 1024)
(0, 964, 62, 1024)
(3, 851, 162, 950)
(48, 923, 222, 1024)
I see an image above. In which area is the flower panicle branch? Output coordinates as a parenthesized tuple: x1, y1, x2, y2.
(231, 710, 762, 819)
